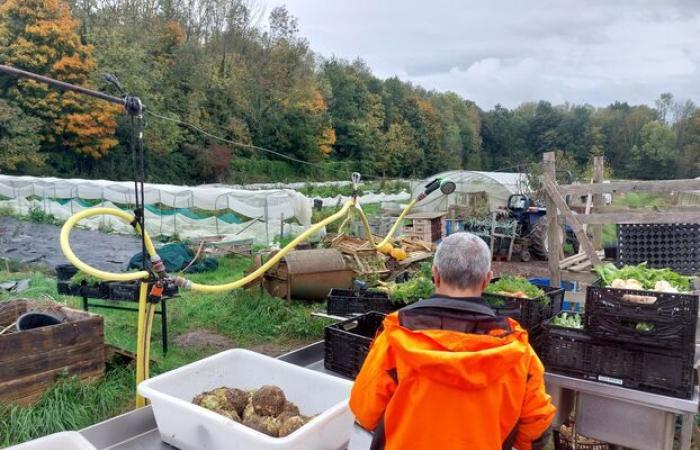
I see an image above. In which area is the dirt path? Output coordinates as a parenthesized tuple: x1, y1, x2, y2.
(0, 216, 142, 272)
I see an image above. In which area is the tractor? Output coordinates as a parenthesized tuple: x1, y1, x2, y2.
(505, 193, 579, 261)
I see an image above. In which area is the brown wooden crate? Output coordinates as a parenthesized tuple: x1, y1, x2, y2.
(0, 299, 27, 327)
(0, 359, 104, 406)
(0, 316, 103, 363)
(0, 339, 104, 382)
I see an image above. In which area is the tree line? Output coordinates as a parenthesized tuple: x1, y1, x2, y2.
(0, 0, 698, 185)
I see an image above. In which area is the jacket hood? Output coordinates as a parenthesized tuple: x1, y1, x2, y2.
(384, 313, 530, 389)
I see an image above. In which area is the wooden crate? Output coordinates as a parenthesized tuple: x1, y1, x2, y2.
(0, 299, 105, 405)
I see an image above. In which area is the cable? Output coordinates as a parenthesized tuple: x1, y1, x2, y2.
(146, 109, 388, 182)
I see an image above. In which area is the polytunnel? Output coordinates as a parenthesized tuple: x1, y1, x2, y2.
(411, 170, 529, 214)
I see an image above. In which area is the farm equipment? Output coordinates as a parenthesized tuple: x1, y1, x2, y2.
(505, 194, 579, 261)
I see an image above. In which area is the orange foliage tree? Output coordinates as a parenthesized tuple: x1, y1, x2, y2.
(0, 0, 119, 159)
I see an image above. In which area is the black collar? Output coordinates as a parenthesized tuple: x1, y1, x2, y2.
(400, 295, 496, 318)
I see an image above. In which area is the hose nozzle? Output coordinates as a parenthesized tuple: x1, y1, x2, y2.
(418, 177, 456, 200)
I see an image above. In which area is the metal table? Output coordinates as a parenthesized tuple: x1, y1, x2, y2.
(79, 342, 698, 450)
(546, 373, 699, 450)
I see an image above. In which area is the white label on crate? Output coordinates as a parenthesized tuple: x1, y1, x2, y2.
(598, 375, 623, 385)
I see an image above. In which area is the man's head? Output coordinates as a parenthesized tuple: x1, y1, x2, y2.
(432, 232, 493, 297)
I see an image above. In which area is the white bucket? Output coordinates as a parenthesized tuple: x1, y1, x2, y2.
(138, 349, 354, 450)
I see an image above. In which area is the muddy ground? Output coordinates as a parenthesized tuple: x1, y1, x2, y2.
(0, 216, 142, 272)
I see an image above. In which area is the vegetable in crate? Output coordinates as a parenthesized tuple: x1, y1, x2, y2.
(484, 276, 547, 302)
(594, 263, 692, 292)
(386, 277, 434, 305)
(551, 312, 583, 329)
(193, 385, 313, 438)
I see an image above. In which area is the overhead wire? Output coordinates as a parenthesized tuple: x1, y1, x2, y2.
(145, 109, 397, 182)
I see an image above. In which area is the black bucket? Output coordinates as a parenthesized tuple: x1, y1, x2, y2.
(16, 312, 61, 331)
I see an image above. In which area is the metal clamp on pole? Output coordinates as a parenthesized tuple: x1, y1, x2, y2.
(351, 172, 361, 199)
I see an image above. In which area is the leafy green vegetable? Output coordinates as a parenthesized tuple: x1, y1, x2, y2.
(551, 312, 583, 329)
(635, 322, 654, 332)
(594, 263, 692, 292)
(389, 277, 434, 305)
(484, 276, 546, 301)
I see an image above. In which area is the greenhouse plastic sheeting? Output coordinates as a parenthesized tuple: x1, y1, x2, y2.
(0, 174, 311, 225)
(410, 171, 528, 212)
(0, 198, 311, 244)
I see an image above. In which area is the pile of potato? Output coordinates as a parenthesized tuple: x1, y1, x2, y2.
(193, 385, 313, 438)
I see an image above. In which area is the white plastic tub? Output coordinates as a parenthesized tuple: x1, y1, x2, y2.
(138, 349, 354, 450)
(7, 431, 96, 450)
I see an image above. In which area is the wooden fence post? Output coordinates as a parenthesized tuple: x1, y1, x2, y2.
(543, 152, 562, 288)
(592, 156, 604, 249)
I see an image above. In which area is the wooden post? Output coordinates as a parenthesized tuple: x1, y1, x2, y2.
(591, 156, 604, 250)
(542, 175, 602, 266)
(543, 152, 562, 288)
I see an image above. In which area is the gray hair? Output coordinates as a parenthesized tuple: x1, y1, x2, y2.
(433, 232, 492, 289)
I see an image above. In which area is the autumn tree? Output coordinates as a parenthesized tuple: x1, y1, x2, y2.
(0, 0, 119, 159)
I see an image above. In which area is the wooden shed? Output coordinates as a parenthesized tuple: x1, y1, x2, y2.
(0, 299, 105, 405)
(403, 212, 446, 242)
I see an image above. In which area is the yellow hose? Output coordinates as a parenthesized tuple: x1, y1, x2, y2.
(134, 282, 149, 408)
(357, 198, 418, 249)
(184, 200, 354, 293)
(59, 208, 157, 281)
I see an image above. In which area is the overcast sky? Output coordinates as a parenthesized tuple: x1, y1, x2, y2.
(260, 0, 700, 110)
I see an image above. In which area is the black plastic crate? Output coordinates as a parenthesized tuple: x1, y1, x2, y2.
(72, 281, 110, 299)
(584, 340, 695, 399)
(539, 314, 591, 377)
(617, 223, 700, 275)
(553, 430, 611, 450)
(326, 289, 399, 316)
(56, 280, 73, 295)
(55, 264, 78, 281)
(585, 284, 698, 349)
(483, 284, 565, 330)
(324, 312, 386, 379)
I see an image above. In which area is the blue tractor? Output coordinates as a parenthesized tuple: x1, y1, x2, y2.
(506, 194, 579, 261)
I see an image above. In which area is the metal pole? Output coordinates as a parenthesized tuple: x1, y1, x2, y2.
(0, 64, 126, 106)
(264, 198, 270, 245)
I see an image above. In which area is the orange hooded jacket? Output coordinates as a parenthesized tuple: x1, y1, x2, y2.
(349, 296, 556, 450)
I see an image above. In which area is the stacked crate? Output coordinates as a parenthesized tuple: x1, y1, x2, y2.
(403, 212, 445, 242)
(540, 283, 697, 399)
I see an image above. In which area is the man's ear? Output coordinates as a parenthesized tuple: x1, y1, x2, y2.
(480, 270, 493, 292)
(432, 266, 440, 288)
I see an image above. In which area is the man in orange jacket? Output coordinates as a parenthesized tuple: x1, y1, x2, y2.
(350, 232, 556, 450)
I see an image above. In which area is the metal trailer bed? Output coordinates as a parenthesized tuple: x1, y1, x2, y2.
(78, 342, 699, 450)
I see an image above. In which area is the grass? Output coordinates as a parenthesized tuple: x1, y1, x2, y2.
(0, 255, 331, 447)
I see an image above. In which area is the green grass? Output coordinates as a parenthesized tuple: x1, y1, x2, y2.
(613, 192, 673, 209)
(0, 255, 331, 446)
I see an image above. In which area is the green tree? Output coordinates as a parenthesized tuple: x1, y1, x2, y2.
(0, 99, 43, 171)
(632, 121, 678, 179)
